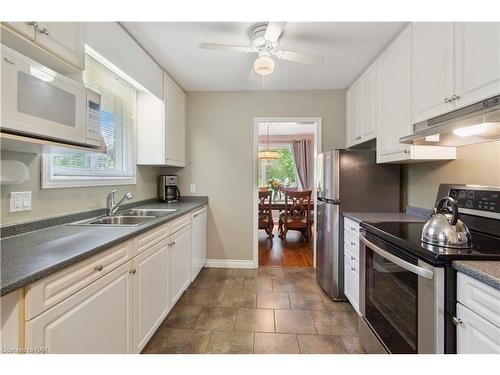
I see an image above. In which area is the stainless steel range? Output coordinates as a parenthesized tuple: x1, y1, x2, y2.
(358, 184, 500, 354)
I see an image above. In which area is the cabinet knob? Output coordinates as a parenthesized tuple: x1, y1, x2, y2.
(38, 28, 49, 36)
(452, 317, 463, 326)
(403, 149, 410, 154)
(129, 269, 136, 275)
(350, 242, 355, 246)
(451, 94, 460, 101)
(94, 265, 104, 271)
(351, 256, 355, 260)
(28, 22, 38, 28)
(171, 241, 176, 246)
(444, 97, 451, 103)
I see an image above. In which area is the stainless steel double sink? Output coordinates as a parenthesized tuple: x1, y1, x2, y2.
(70, 208, 178, 227)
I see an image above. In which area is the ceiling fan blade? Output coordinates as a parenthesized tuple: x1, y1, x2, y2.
(274, 50, 324, 64)
(199, 43, 253, 53)
(264, 22, 286, 42)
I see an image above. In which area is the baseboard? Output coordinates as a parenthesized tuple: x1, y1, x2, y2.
(205, 259, 257, 269)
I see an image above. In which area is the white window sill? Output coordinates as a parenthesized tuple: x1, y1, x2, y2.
(41, 176, 137, 189)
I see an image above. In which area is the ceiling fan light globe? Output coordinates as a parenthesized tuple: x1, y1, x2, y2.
(254, 55, 275, 76)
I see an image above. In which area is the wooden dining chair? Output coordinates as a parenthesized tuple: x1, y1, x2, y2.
(258, 190, 274, 239)
(278, 190, 313, 242)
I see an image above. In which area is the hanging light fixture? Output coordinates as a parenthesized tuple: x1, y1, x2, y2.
(254, 52, 275, 76)
(259, 123, 279, 160)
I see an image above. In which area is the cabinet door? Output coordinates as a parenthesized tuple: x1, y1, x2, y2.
(346, 86, 357, 147)
(169, 225, 191, 306)
(191, 207, 207, 281)
(35, 22, 85, 69)
(455, 22, 500, 108)
(132, 239, 169, 353)
(377, 26, 412, 162)
(26, 261, 133, 354)
(412, 22, 455, 123)
(164, 74, 186, 166)
(4, 22, 36, 40)
(456, 303, 500, 354)
(360, 63, 377, 142)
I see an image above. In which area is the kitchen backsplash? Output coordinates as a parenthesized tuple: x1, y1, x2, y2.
(403, 140, 500, 209)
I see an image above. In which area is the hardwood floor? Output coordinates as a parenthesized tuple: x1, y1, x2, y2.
(259, 225, 313, 267)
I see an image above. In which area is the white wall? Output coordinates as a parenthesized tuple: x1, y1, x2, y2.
(169, 90, 346, 261)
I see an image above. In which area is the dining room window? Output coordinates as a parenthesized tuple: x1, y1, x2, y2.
(258, 143, 298, 188)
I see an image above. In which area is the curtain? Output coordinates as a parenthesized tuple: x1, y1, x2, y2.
(291, 139, 314, 191)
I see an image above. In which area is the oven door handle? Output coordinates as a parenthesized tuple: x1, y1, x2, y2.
(360, 235, 434, 280)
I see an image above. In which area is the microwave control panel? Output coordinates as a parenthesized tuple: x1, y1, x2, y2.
(449, 188, 499, 214)
(86, 89, 102, 144)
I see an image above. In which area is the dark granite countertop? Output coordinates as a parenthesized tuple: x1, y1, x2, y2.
(343, 212, 427, 224)
(0, 198, 208, 296)
(453, 260, 500, 291)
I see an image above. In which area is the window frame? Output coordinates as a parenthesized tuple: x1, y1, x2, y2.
(258, 142, 299, 188)
(42, 54, 137, 189)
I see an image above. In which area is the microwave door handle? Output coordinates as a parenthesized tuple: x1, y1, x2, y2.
(360, 235, 434, 280)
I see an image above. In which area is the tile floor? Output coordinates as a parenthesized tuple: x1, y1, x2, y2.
(142, 267, 365, 354)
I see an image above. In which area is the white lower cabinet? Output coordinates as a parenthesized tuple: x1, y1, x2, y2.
(191, 206, 207, 282)
(132, 238, 170, 353)
(26, 261, 134, 354)
(343, 218, 360, 313)
(169, 225, 192, 306)
(456, 303, 500, 354)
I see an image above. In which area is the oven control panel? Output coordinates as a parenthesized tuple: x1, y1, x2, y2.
(449, 188, 499, 214)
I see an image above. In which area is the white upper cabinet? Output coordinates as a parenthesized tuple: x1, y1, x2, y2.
(164, 74, 186, 167)
(137, 73, 186, 167)
(346, 63, 377, 148)
(2, 22, 84, 70)
(454, 22, 500, 108)
(411, 22, 455, 123)
(412, 22, 500, 123)
(377, 26, 412, 162)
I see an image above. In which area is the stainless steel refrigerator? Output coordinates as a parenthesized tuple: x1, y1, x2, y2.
(316, 150, 400, 300)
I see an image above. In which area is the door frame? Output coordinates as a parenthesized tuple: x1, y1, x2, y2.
(253, 117, 322, 268)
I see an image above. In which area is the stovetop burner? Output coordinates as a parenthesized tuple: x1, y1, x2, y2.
(361, 221, 500, 265)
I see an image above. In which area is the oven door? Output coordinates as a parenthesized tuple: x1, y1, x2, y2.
(1, 45, 88, 146)
(359, 231, 444, 354)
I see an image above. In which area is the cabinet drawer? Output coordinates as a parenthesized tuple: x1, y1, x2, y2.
(457, 302, 500, 354)
(344, 230, 359, 248)
(134, 222, 170, 256)
(25, 240, 133, 320)
(344, 218, 360, 236)
(169, 214, 191, 235)
(344, 241, 359, 266)
(457, 272, 500, 328)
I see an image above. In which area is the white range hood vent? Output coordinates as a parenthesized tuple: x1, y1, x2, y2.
(400, 95, 500, 147)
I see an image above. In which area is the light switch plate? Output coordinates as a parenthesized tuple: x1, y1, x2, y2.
(189, 184, 196, 193)
(10, 191, 32, 212)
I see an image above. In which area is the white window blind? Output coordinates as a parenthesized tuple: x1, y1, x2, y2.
(43, 54, 137, 188)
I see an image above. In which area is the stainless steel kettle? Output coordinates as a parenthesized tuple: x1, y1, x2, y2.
(421, 197, 473, 249)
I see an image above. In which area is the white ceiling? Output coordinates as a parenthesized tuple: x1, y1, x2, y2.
(122, 22, 407, 92)
(259, 122, 315, 136)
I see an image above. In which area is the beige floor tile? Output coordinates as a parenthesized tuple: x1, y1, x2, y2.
(311, 310, 358, 335)
(206, 331, 254, 354)
(195, 306, 238, 331)
(297, 334, 347, 354)
(222, 289, 257, 308)
(254, 333, 300, 354)
(200, 268, 233, 277)
(258, 267, 284, 278)
(215, 276, 245, 289)
(244, 277, 273, 292)
(190, 274, 218, 289)
(180, 288, 225, 307)
(341, 335, 366, 353)
(235, 308, 275, 333)
(289, 292, 326, 310)
(156, 328, 211, 354)
(321, 294, 357, 313)
(257, 292, 291, 309)
(275, 309, 317, 334)
(165, 304, 202, 329)
(231, 269, 258, 278)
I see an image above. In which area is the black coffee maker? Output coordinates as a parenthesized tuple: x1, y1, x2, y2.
(159, 175, 181, 203)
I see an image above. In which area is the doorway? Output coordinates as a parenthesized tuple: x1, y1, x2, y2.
(253, 117, 322, 268)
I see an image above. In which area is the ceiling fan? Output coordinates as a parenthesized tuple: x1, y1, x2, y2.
(199, 22, 324, 78)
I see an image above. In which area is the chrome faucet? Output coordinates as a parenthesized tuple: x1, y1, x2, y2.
(106, 190, 133, 216)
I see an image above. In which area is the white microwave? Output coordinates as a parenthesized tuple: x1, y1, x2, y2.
(1, 45, 104, 149)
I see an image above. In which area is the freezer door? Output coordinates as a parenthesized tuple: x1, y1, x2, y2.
(319, 151, 339, 201)
(316, 199, 342, 299)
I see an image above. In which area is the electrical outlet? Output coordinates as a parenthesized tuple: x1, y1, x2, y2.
(10, 191, 31, 212)
(189, 184, 196, 193)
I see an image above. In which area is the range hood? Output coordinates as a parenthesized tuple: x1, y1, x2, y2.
(400, 95, 500, 147)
